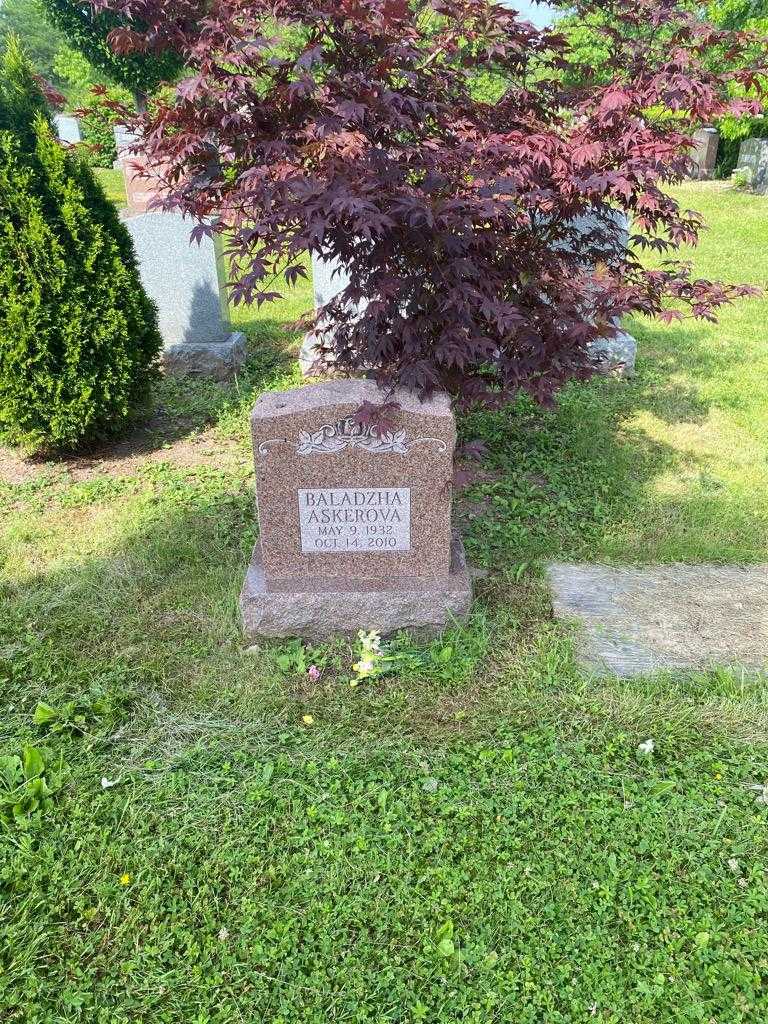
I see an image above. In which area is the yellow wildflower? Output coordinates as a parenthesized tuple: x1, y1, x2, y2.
(302, 714, 314, 725)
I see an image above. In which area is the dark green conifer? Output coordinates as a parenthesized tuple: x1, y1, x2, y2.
(0, 35, 161, 452)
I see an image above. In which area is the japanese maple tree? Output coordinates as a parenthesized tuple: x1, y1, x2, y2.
(92, 0, 766, 408)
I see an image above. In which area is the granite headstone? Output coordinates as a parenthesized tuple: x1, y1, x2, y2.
(690, 128, 719, 180)
(123, 211, 245, 380)
(240, 379, 472, 639)
(736, 138, 768, 194)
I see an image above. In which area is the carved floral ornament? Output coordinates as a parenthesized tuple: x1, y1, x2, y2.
(258, 416, 447, 456)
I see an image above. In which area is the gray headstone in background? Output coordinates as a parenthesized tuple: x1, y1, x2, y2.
(566, 209, 629, 258)
(299, 252, 361, 376)
(737, 138, 768, 194)
(311, 252, 351, 308)
(569, 212, 637, 375)
(113, 124, 137, 160)
(690, 128, 719, 180)
(122, 211, 245, 380)
(301, 209, 637, 379)
(591, 330, 637, 376)
(53, 114, 81, 144)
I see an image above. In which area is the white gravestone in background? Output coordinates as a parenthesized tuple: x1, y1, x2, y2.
(53, 115, 81, 144)
(123, 211, 245, 381)
(113, 124, 137, 165)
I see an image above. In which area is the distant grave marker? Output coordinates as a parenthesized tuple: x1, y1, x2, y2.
(737, 138, 768, 194)
(123, 212, 245, 380)
(53, 114, 81, 144)
(690, 128, 719, 180)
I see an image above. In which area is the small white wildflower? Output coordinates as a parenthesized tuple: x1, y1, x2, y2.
(100, 777, 120, 789)
(637, 738, 655, 755)
(738, 878, 749, 889)
(728, 857, 741, 874)
(218, 927, 229, 941)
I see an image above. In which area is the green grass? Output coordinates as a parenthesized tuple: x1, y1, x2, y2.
(93, 167, 127, 208)
(1, 184, 767, 1023)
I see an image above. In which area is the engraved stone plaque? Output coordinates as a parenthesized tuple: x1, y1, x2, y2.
(241, 380, 473, 639)
(249, 380, 455, 585)
(298, 487, 410, 553)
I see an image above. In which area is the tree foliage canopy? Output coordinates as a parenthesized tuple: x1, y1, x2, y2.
(92, 0, 766, 409)
(40, 0, 182, 98)
(0, 0, 66, 85)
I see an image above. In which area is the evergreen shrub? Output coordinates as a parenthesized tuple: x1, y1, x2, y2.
(0, 36, 161, 452)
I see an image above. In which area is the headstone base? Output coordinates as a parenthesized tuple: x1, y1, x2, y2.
(590, 331, 637, 377)
(240, 532, 473, 641)
(161, 332, 247, 382)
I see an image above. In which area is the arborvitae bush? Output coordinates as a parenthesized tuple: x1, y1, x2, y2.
(0, 36, 161, 452)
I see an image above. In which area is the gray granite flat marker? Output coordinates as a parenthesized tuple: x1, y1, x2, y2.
(240, 379, 472, 639)
(54, 114, 81, 144)
(737, 138, 768, 194)
(122, 211, 245, 380)
(547, 563, 768, 676)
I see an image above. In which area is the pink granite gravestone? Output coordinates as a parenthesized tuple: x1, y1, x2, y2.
(240, 380, 472, 639)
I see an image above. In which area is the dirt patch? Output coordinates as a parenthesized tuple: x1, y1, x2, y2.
(0, 424, 248, 487)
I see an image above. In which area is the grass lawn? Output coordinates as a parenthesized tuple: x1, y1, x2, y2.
(1, 184, 767, 1023)
(94, 167, 127, 209)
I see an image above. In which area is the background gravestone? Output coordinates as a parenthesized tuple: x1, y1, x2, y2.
(123, 211, 245, 380)
(113, 124, 136, 161)
(690, 128, 719, 180)
(53, 114, 81, 144)
(300, 211, 637, 379)
(240, 379, 472, 639)
(737, 138, 768, 194)
(112, 125, 167, 213)
(121, 157, 165, 214)
(299, 252, 367, 377)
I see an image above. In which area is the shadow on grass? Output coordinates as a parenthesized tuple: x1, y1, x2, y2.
(2, 322, 303, 480)
(460, 315, 768, 566)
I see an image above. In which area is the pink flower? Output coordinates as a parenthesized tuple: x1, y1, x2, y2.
(307, 665, 320, 682)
